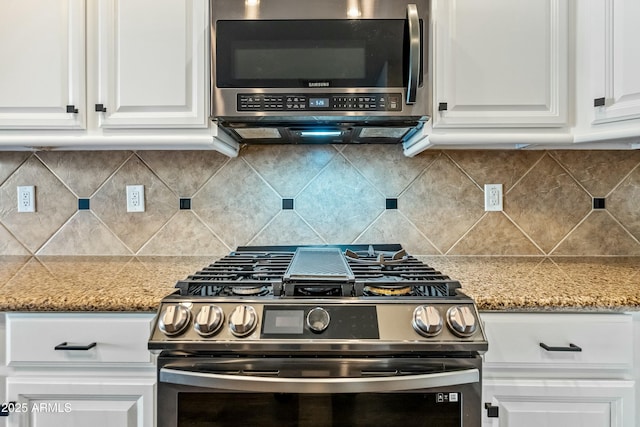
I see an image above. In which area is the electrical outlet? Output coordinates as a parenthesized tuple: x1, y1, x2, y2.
(484, 184, 503, 211)
(17, 186, 36, 213)
(126, 185, 145, 212)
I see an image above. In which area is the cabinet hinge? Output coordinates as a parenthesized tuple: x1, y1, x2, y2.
(485, 403, 499, 418)
(95, 104, 108, 112)
(438, 102, 448, 111)
(66, 105, 79, 114)
(594, 97, 606, 107)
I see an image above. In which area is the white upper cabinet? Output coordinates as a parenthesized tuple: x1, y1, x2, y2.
(590, 0, 640, 125)
(0, 0, 85, 129)
(91, 0, 208, 128)
(431, 0, 569, 128)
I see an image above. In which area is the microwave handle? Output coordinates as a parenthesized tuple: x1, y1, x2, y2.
(406, 4, 421, 105)
(160, 367, 479, 393)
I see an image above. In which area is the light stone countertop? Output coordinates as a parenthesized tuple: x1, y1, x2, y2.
(0, 255, 638, 312)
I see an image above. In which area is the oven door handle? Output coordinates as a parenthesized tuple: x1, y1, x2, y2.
(405, 3, 421, 105)
(160, 368, 479, 393)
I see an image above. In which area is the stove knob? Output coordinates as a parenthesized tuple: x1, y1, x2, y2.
(306, 307, 330, 333)
(229, 305, 258, 337)
(194, 305, 224, 337)
(446, 306, 477, 337)
(412, 305, 443, 337)
(159, 304, 191, 336)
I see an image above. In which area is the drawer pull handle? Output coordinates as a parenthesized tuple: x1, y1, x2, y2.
(54, 342, 97, 351)
(539, 342, 582, 352)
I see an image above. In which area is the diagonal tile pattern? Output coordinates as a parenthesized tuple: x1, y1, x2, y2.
(37, 151, 131, 197)
(0, 152, 30, 185)
(138, 150, 229, 197)
(138, 211, 229, 255)
(342, 145, 439, 197)
(296, 154, 384, 243)
(1, 148, 639, 256)
(242, 145, 338, 197)
(506, 154, 592, 254)
(448, 212, 542, 255)
(399, 155, 485, 253)
(92, 155, 177, 252)
(551, 150, 640, 196)
(193, 158, 281, 248)
(607, 165, 640, 241)
(0, 156, 76, 253)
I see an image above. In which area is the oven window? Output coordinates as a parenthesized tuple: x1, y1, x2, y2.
(178, 392, 461, 426)
(216, 20, 414, 88)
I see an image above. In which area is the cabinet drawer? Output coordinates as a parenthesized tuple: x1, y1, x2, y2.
(6, 313, 155, 366)
(481, 313, 632, 370)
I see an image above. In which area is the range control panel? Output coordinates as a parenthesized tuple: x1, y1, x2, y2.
(237, 93, 402, 112)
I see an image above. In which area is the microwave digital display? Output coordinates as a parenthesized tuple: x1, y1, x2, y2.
(309, 98, 329, 108)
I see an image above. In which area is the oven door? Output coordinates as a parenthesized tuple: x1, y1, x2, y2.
(157, 356, 482, 427)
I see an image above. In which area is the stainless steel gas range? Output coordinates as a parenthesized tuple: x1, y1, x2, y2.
(149, 244, 488, 427)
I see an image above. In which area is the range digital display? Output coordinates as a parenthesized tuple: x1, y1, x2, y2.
(263, 310, 304, 334)
(309, 98, 329, 108)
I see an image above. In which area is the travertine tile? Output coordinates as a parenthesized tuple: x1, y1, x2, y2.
(448, 150, 544, 191)
(354, 210, 439, 255)
(342, 145, 438, 197)
(296, 155, 384, 243)
(37, 151, 131, 197)
(0, 152, 30, 185)
(506, 154, 591, 254)
(37, 212, 132, 255)
(0, 255, 31, 284)
(193, 158, 281, 248)
(449, 212, 543, 255)
(608, 165, 640, 241)
(552, 211, 640, 255)
(92, 156, 177, 252)
(242, 145, 338, 197)
(0, 224, 29, 255)
(138, 211, 229, 255)
(138, 151, 229, 197)
(249, 211, 325, 246)
(0, 156, 76, 253)
(399, 155, 484, 253)
(552, 150, 640, 196)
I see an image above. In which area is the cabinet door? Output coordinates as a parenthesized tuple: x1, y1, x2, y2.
(93, 0, 208, 128)
(591, 0, 640, 124)
(0, 0, 85, 129)
(6, 377, 155, 427)
(483, 379, 634, 427)
(432, 0, 568, 128)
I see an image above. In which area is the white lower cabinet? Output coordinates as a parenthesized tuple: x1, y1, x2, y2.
(5, 377, 155, 427)
(481, 313, 635, 427)
(3, 313, 156, 427)
(483, 379, 634, 427)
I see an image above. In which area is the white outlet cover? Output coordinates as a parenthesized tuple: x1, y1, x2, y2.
(17, 186, 36, 213)
(126, 185, 145, 212)
(484, 184, 503, 211)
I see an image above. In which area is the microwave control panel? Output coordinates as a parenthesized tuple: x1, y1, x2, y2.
(237, 93, 402, 112)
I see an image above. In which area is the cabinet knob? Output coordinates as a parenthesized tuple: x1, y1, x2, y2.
(594, 97, 605, 107)
(66, 105, 79, 114)
(95, 104, 108, 112)
(438, 102, 448, 111)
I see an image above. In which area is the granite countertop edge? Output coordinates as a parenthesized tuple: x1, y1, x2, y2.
(0, 255, 637, 313)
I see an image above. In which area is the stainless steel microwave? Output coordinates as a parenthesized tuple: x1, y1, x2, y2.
(210, 0, 430, 145)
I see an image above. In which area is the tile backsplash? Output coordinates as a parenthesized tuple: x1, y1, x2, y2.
(1, 146, 639, 256)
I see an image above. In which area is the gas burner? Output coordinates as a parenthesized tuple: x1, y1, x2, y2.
(293, 286, 345, 297)
(344, 246, 408, 266)
(231, 286, 269, 296)
(363, 285, 412, 296)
